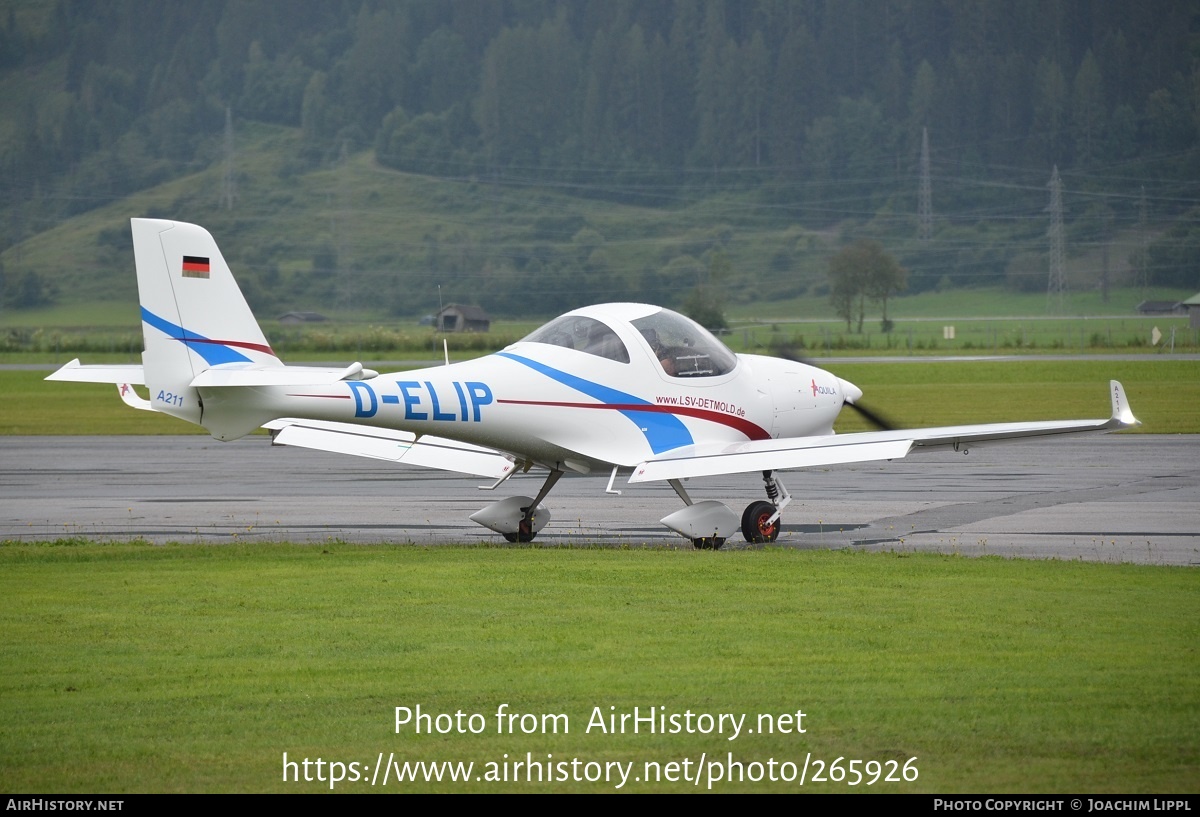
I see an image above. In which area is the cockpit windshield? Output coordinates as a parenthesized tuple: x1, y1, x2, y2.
(632, 309, 737, 377)
(521, 315, 630, 363)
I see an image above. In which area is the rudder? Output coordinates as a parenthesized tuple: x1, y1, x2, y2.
(133, 218, 280, 425)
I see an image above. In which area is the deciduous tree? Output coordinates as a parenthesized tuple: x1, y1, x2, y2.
(828, 239, 906, 333)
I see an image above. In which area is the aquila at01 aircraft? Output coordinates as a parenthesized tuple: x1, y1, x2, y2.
(48, 219, 1139, 548)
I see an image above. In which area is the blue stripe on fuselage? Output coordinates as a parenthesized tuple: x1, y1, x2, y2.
(496, 351, 692, 454)
(141, 307, 252, 365)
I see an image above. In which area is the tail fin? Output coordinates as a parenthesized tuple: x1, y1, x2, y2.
(133, 218, 281, 425)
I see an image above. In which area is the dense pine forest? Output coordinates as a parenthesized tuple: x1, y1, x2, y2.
(1, 0, 1198, 317)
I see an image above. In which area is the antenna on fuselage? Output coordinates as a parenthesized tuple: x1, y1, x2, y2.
(438, 283, 449, 365)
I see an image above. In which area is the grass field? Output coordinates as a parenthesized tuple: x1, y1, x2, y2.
(7, 358, 1199, 435)
(0, 544, 1195, 793)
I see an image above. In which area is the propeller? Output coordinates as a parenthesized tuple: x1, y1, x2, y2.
(842, 399, 898, 432)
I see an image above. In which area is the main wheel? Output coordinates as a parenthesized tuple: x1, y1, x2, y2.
(503, 518, 536, 543)
(741, 500, 780, 543)
(692, 537, 725, 550)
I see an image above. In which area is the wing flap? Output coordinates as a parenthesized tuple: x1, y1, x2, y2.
(630, 438, 913, 482)
(267, 419, 515, 479)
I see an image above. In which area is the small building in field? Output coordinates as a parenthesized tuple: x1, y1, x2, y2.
(1182, 293, 1200, 329)
(436, 304, 490, 333)
(279, 311, 328, 325)
(1135, 300, 1184, 316)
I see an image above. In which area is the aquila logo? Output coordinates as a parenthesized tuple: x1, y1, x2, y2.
(810, 378, 837, 397)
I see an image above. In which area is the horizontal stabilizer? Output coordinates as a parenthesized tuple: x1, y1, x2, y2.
(266, 418, 515, 479)
(190, 361, 378, 388)
(45, 359, 146, 385)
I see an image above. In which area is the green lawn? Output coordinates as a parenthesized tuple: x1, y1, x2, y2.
(0, 544, 1195, 793)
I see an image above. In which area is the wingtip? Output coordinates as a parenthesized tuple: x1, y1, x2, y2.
(1109, 380, 1140, 428)
(43, 359, 82, 381)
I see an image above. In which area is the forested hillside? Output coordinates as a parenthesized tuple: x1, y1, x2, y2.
(2, 0, 1198, 317)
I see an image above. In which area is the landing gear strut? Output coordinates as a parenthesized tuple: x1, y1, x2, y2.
(470, 468, 563, 542)
(656, 471, 792, 548)
(741, 471, 789, 544)
(503, 468, 563, 543)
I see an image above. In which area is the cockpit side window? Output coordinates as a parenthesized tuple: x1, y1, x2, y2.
(632, 310, 737, 377)
(522, 315, 630, 363)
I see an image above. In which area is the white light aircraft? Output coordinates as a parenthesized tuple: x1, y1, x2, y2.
(48, 219, 1139, 548)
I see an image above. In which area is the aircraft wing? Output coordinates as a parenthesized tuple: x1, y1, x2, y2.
(264, 419, 516, 480)
(629, 380, 1138, 483)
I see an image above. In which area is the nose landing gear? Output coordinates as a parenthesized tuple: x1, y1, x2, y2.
(740, 471, 789, 544)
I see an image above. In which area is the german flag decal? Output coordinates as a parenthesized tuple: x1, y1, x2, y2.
(181, 255, 210, 279)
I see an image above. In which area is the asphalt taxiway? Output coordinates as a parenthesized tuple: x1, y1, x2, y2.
(2, 434, 1197, 565)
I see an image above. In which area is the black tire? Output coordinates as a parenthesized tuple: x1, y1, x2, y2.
(741, 500, 780, 543)
(692, 537, 725, 550)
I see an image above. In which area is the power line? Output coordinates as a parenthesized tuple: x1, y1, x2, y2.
(220, 107, 236, 212)
(1046, 166, 1067, 313)
(918, 127, 933, 242)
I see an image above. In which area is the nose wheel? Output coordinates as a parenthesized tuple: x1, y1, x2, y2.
(741, 500, 780, 543)
(741, 471, 789, 543)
